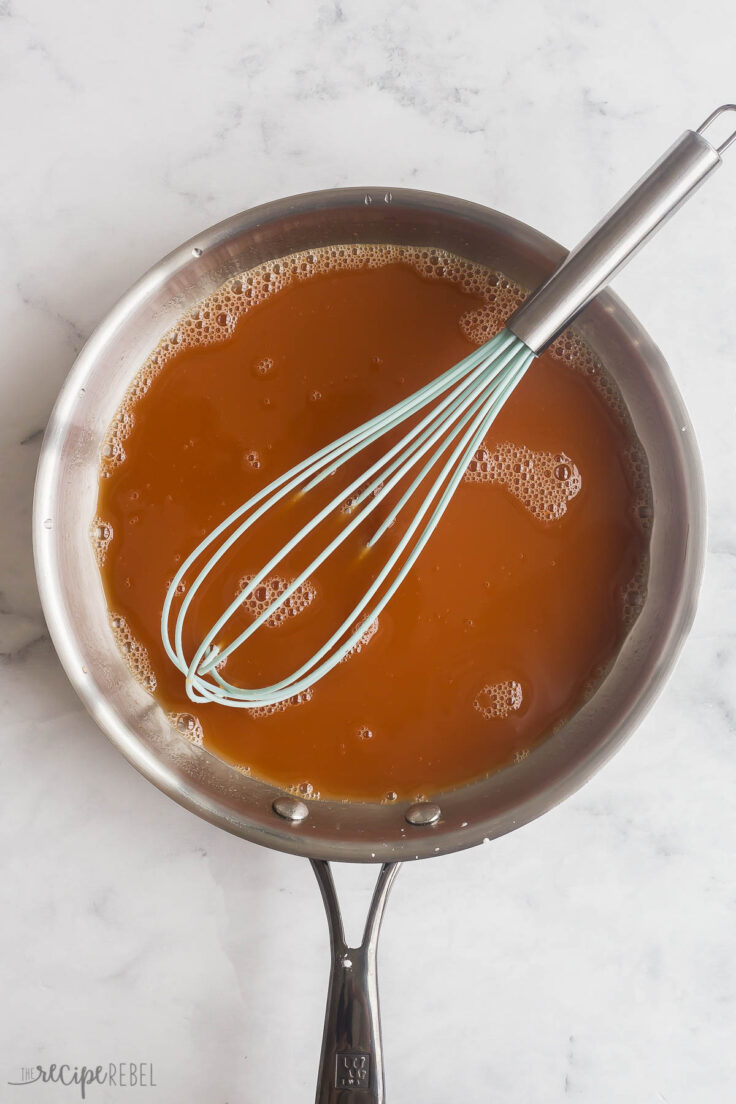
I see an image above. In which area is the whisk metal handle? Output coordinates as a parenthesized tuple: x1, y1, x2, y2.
(507, 105, 736, 353)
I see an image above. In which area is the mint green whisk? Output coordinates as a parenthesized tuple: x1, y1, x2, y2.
(162, 106, 735, 709)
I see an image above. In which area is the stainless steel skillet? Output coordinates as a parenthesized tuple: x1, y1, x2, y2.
(33, 188, 706, 1101)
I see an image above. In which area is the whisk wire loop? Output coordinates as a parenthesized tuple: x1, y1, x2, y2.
(161, 329, 534, 708)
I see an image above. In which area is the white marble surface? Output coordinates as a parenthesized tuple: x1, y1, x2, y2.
(2, 1, 735, 1100)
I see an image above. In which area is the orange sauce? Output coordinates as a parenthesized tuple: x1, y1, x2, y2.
(95, 246, 649, 802)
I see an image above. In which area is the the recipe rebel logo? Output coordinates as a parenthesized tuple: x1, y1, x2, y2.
(7, 1063, 157, 1098)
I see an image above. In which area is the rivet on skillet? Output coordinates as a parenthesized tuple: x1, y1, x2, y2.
(405, 801, 441, 826)
(272, 796, 309, 822)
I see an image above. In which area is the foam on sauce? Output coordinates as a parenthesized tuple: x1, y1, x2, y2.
(238, 574, 317, 627)
(168, 711, 204, 746)
(93, 243, 651, 802)
(464, 443, 582, 522)
(473, 680, 524, 720)
(109, 612, 156, 693)
(250, 688, 314, 720)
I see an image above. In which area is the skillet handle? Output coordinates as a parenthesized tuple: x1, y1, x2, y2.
(311, 860, 401, 1104)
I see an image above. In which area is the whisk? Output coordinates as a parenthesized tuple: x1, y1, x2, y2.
(162, 106, 735, 709)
